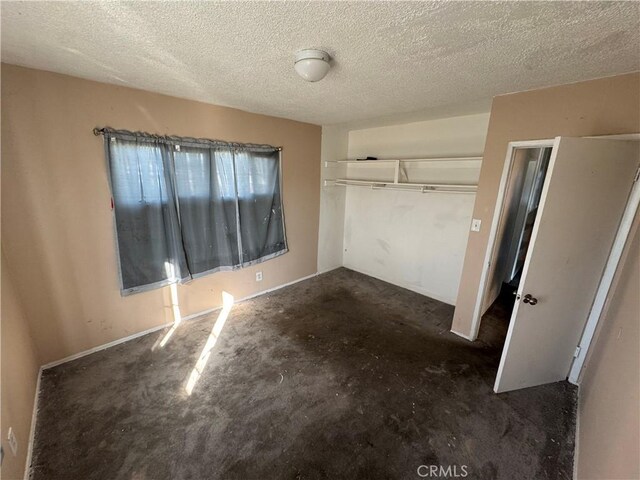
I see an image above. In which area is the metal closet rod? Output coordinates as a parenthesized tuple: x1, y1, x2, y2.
(326, 155, 483, 164)
(325, 179, 477, 194)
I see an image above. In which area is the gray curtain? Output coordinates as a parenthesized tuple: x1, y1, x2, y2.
(106, 134, 190, 294)
(173, 146, 240, 276)
(102, 128, 287, 295)
(235, 150, 286, 264)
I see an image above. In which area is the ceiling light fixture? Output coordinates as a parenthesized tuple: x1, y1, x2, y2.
(294, 49, 331, 82)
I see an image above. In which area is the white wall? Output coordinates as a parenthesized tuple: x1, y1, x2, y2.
(343, 188, 477, 303)
(317, 125, 349, 272)
(347, 113, 490, 160)
(337, 113, 490, 304)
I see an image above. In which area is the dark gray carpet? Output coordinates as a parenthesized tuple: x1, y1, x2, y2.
(29, 268, 576, 480)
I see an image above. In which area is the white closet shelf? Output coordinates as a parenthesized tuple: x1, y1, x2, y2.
(324, 156, 482, 167)
(324, 178, 477, 194)
(323, 154, 481, 194)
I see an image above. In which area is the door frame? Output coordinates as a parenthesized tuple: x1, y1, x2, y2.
(567, 139, 640, 383)
(470, 134, 640, 384)
(468, 139, 554, 341)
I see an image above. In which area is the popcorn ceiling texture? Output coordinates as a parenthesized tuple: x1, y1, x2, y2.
(1, 1, 639, 125)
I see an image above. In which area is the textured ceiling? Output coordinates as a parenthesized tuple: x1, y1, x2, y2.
(1, 1, 639, 125)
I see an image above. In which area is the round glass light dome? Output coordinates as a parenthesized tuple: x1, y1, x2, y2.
(294, 49, 331, 82)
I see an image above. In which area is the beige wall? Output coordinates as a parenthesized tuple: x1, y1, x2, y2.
(450, 72, 640, 478)
(577, 213, 639, 480)
(1, 64, 321, 365)
(452, 72, 640, 338)
(1, 252, 41, 480)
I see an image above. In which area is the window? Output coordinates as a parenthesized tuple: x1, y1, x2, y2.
(102, 128, 287, 295)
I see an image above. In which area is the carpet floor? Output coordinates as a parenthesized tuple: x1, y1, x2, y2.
(29, 268, 576, 480)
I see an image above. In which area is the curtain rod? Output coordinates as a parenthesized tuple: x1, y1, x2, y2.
(93, 127, 283, 151)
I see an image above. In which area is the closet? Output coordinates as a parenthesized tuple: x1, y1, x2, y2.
(323, 152, 483, 305)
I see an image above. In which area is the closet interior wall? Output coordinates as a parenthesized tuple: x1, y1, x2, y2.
(319, 112, 491, 304)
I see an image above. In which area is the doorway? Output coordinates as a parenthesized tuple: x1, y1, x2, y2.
(482, 145, 553, 318)
(477, 137, 639, 393)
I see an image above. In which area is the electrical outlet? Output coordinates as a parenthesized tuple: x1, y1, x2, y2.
(7, 427, 17, 456)
(255, 271, 263, 282)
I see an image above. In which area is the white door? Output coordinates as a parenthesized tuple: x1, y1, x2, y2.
(494, 137, 640, 393)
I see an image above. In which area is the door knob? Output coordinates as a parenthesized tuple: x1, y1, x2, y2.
(523, 294, 538, 305)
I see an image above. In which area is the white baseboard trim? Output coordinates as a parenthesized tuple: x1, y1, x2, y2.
(26, 270, 322, 478)
(41, 323, 173, 370)
(232, 271, 320, 304)
(342, 264, 456, 306)
(450, 329, 476, 342)
(41, 270, 321, 371)
(317, 265, 342, 275)
(24, 367, 42, 480)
